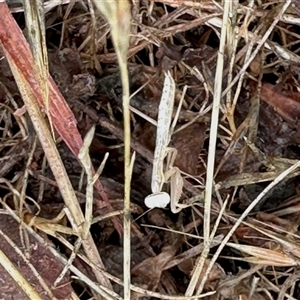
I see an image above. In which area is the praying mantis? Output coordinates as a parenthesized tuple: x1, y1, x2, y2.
(144, 72, 186, 213)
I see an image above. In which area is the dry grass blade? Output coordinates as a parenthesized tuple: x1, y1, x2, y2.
(0, 3, 111, 292)
(0, 214, 73, 299)
(78, 125, 96, 239)
(92, 0, 132, 298)
(2, 2, 118, 229)
(2, 0, 300, 298)
(24, 212, 79, 236)
(185, 1, 230, 298)
(0, 249, 42, 300)
(197, 159, 300, 300)
(0, 1, 115, 221)
(245, 220, 300, 261)
(222, 0, 292, 96)
(22, 0, 52, 136)
(227, 243, 298, 267)
(1, 201, 121, 299)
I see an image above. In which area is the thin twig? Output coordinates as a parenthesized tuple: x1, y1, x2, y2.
(185, 1, 230, 297)
(91, 1, 132, 297)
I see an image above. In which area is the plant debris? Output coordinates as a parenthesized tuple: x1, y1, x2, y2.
(1, 0, 300, 299)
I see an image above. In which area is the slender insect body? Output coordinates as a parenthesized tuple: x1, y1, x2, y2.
(151, 72, 175, 194)
(145, 72, 185, 211)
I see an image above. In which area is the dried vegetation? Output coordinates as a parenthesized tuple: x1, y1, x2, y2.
(1, 0, 300, 299)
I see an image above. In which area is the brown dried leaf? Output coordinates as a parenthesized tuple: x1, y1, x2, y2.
(183, 45, 218, 71)
(156, 41, 185, 72)
(172, 123, 206, 175)
(131, 246, 176, 291)
(261, 83, 300, 124)
(156, 41, 185, 62)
